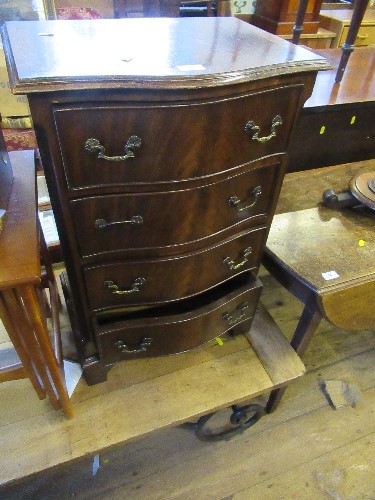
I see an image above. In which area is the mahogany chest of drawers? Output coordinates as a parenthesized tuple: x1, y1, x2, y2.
(251, 0, 324, 35)
(2, 17, 328, 384)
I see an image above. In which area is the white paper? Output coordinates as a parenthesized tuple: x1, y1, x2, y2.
(38, 210, 59, 245)
(63, 360, 83, 397)
(322, 270, 340, 281)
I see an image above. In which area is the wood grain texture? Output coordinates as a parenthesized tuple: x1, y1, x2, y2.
(0, 150, 39, 288)
(2, 272, 375, 498)
(278, 158, 375, 213)
(304, 47, 375, 107)
(251, 0, 324, 35)
(265, 159, 375, 331)
(319, 8, 375, 47)
(266, 206, 375, 294)
(0, 302, 304, 484)
(287, 48, 375, 171)
(2, 18, 329, 93)
(3, 18, 322, 380)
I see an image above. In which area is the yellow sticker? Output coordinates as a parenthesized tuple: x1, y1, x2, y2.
(320, 125, 326, 135)
(358, 239, 365, 247)
(216, 337, 224, 346)
(350, 116, 356, 125)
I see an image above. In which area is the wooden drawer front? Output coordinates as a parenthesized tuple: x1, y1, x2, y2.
(288, 105, 375, 171)
(96, 276, 262, 365)
(71, 161, 279, 258)
(54, 85, 300, 190)
(83, 226, 267, 311)
(339, 25, 375, 47)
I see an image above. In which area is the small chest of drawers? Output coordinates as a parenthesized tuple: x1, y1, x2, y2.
(319, 9, 375, 47)
(2, 17, 328, 384)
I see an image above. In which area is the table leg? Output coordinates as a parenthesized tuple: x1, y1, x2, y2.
(38, 219, 64, 364)
(266, 294, 323, 413)
(335, 0, 370, 83)
(293, 0, 309, 45)
(3, 287, 62, 409)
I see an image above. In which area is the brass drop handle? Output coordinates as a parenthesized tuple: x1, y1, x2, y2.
(223, 247, 252, 270)
(85, 135, 141, 161)
(115, 337, 152, 354)
(95, 215, 143, 229)
(229, 186, 262, 212)
(104, 277, 146, 295)
(222, 302, 249, 325)
(245, 115, 282, 143)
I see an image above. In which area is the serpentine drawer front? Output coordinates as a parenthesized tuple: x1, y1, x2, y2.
(3, 17, 328, 382)
(54, 85, 302, 191)
(71, 161, 278, 259)
(83, 226, 268, 311)
(96, 275, 263, 365)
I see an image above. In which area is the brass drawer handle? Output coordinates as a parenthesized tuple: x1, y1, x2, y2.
(115, 337, 152, 354)
(245, 115, 282, 143)
(222, 302, 250, 325)
(95, 215, 143, 229)
(104, 277, 146, 295)
(85, 135, 141, 161)
(223, 247, 252, 270)
(229, 186, 262, 212)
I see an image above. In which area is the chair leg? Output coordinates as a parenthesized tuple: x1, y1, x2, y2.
(266, 295, 323, 413)
(292, 0, 309, 45)
(0, 292, 46, 399)
(18, 285, 73, 418)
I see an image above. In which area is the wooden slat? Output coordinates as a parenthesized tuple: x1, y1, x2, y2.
(0, 343, 26, 382)
(246, 302, 305, 387)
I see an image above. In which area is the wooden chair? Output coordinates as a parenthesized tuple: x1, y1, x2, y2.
(0, 148, 72, 418)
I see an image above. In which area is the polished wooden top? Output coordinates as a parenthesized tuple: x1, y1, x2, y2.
(0, 150, 39, 288)
(266, 160, 375, 295)
(1, 18, 329, 93)
(304, 47, 375, 107)
(276, 160, 375, 214)
(266, 205, 374, 293)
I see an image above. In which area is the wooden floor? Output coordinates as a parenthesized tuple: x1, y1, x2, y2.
(1, 261, 375, 498)
(1, 158, 375, 498)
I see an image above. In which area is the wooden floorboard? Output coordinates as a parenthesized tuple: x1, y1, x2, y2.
(1, 268, 375, 499)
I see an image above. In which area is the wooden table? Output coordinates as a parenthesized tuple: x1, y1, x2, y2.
(263, 159, 375, 411)
(0, 150, 72, 418)
(0, 299, 305, 484)
(288, 46, 375, 171)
